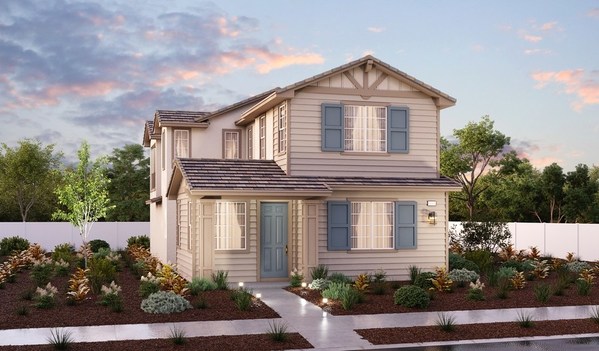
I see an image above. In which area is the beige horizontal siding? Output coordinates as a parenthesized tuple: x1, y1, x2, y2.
(176, 249, 193, 281)
(317, 191, 448, 281)
(288, 91, 439, 178)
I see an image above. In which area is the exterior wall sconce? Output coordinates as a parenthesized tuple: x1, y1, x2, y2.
(427, 211, 436, 224)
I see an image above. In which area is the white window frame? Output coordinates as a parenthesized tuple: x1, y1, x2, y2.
(215, 202, 247, 250)
(351, 201, 394, 249)
(223, 130, 241, 159)
(278, 104, 287, 154)
(247, 125, 253, 160)
(344, 105, 387, 152)
(259, 115, 266, 159)
(174, 129, 189, 158)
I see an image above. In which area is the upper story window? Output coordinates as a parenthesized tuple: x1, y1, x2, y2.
(344, 105, 386, 152)
(174, 129, 189, 158)
(223, 130, 241, 159)
(247, 125, 254, 160)
(215, 201, 246, 250)
(259, 115, 266, 159)
(322, 104, 409, 153)
(278, 104, 287, 154)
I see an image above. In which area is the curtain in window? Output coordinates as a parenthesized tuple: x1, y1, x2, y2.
(344, 105, 386, 152)
(224, 132, 239, 159)
(215, 202, 246, 250)
(174, 130, 189, 158)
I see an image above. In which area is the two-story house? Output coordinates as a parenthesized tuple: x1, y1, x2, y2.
(142, 55, 460, 283)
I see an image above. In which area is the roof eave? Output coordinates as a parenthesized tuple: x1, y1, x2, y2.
(158, 121, 209, 128)
(190, 189, 333, 198)
(235, 90, 295, 126)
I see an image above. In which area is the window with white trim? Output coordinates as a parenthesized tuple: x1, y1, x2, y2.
(278, 104, 287, 153)
(223, 130, 240, 159)
(247, 125, 253, 159)
(259, 115, 266, 159)
(174, 129, 189, 158)
(215, 202, 246, 250)
(351, 201, 394, 249)
(344, 105, 386, 152)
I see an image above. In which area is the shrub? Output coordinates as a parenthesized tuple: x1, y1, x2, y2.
(16, 305, 29, 316)
(448, 253, 480, 273)
(0, 236, 30, 256)
(448, 268, 479, 287)
(534, 284, 551, 303)
(230, 287, 253, 311)
(510, 271, 526, 290)
(308, 278, 329, 291)
(211, 270, 229, 290)
(322, 282, 351, 300)
(188, 277, 217, 295)
(516, 311, 534, 328)
(67, 267, 90, 302)
(52, 243, 74, 263)
(577, 280, 592, 296)
(100, 281, 123, 312)
(467, 279, 485, 301)
(394, 285, 430, 309)
(169, 325, 187, 345)
(54, 259, 70, 276)
(139, 272, 161, 298)
(30, 259, 55, 286)
(87, 257, 116, 293)
(430, 267, 453, 293)
(47, 328, 73, 350)
(141, 291, 192, 314)
(329, 272, 352, 284)
(289, 268, 304, 287)
(496, 276, 511, 299)
(35, 283, 58, 309)
(353, 273, 370, 291)
(436, 313, 456, 332)
(311, 264, 329, 280)
(464, 250, 494, 273)
(408, 265, 421, 284)
(339, 287, 362, 310)
(497, 266, 517, 280)
(566, 261, 591, 274)
(414, 272, 436, 290)
(127, 235, 150, 249)
(267, 320, 289, 342)
(89, 239, 110, 253)
(458, 221, 511, 253)
(373, 269, 387, 283)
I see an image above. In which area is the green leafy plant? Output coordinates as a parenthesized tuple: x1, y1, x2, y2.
(322, 282, 351, 300)
(308, 278, 329, 291)
(89, 239, 110, 253)
(516, 311, 534, 328)
(353, 273, 370, 291)
(0, 236, 30, 256)
(54, 259, 71, 276)
(464, 250, 494, 273)
(576, 280, 592, 296)
(408, 265, 421, 284)
(267, 320, 289, 342)
(311, 264, 329, 280)
(127, 235, 150, 250)
(100, 281, 123, 312)
(16, 305, 29, 316)
(87, 257, 116, 293)
(211, 270, 229, 290)
(430, 267, 453, 292)
(329, 272, 352, 284)
(52, 243, 74, 264)
(467, 279, 485, 301)
(230, 287, 253, 311)
(533, 284, 551, 303)
(289, 267, 304, 287)
(436, 312, 456, 332)
(141, 291, 192, 314)
(47, 328, 73, 350)
(188, 277, 217, 295)
(496, 276, 511, 299)
(339, 287, 362, 310)
(394, 285, 430, 309)
(566, 261, 591, 274)
(35, 283, 58, 309)
(458, 221, 511, 253)
(590, 306, 599, 325)
(414, 272, 436, 290)
(448, 253, 480, 273)
(139, 272, 161, 298)
(169, 325, 187, 345)
(30, 258, 55, 286)
(373, 269, 387, 283)
(448, 268, 479, 287)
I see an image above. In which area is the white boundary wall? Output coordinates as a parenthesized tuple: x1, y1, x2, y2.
(449, 222, 599, 261)
(0, 222, 149, 251)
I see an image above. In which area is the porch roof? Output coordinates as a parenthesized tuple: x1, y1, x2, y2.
(168, 158, 461, 199)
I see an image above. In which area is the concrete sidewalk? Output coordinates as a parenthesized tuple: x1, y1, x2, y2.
(0, 283, 598, 350)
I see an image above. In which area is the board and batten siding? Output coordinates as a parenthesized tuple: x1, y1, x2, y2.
(317, 191, 448, 281)
(288, 90, 439, 178)
(175, 193, 193, 280)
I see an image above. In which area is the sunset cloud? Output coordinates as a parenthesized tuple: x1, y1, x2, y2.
(532, 69, 599, 111)
(522, 34, 543, 43)
(539, 21, 558, 31)
(367, 27, 385, 33)
(587, 8, 599, 18)
(248, 49, 324, 74)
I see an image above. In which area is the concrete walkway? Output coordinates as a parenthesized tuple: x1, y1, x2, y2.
(1, 283, 598, 350)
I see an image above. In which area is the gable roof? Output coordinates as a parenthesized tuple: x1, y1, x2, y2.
(156, 110, 210, 123)
(142, 120, 155, 147)
(167, 158, 460, 199)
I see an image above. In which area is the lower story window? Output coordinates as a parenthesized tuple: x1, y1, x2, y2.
(215, 202, 246, 250)
(351, 202, 393, 249)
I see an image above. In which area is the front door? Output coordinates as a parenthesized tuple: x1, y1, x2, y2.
(260, 202, 288, 278)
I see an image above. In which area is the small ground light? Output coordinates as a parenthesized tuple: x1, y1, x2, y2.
(255, 293, 262, 299)
(301, 282, 307, 288)
(322, 298, 328, 304)
(238, 282, 244, 288)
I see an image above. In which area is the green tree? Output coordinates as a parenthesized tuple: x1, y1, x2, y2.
(441, 116, 510, 220)
(106, 144, 150, 221)
(539, 163, 565, 223)
(0, 139, 63, 222)
(53, 141, 113, 267)
(562, 164, 598, 223)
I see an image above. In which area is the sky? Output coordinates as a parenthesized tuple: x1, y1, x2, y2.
(0, 0, 598, 171)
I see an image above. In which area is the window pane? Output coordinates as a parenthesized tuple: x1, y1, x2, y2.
(351, 201, 393, 249)
(344, 105, 386, 152)
(215, 202, 246, 250)
(224, 131, 239, 159)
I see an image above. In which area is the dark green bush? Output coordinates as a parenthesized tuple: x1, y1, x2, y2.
(230, 288, 253, 311)
(127, 235, 150, 249)
(0, 236, 30, 256)
(463, 250, 494, 273)
(329, 272, 352, 284)
(459, 221, 511, 253)
(394, 285, 430, 308)
(339, 287, 362, 310)
(88, 258, 116, 293)
(414, 272, 436, 290)
(449, 253, 480, 273)
(311, 264, 329, 280)
(141, 291, 192, 314)
(89, 239, 110, 253)
(52, 243, 74, 263)
(30, 262, 55, 286)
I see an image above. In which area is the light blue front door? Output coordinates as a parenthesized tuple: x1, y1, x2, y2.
(260, 203, 288, 278)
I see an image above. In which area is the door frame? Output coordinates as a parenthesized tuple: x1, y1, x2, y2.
(257, 201, 291, 281)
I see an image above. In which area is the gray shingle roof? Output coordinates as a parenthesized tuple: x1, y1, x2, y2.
(156, 110, 209, 123)
(175, 159, 460, 193)
(146, 120, 154, 134)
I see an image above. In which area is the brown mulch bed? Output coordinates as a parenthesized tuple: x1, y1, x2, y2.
(357, 318, 599, 345)
(0, 333, 313, 351)
(287, 274, 599, 315)
(0, 261, 279, 330)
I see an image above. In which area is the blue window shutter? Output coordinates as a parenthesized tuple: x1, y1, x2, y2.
(327, 201, 351, 251)
(395, 201, 417, 249)
(321, 104, 344, 151)
(387, 107, 409, 153)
